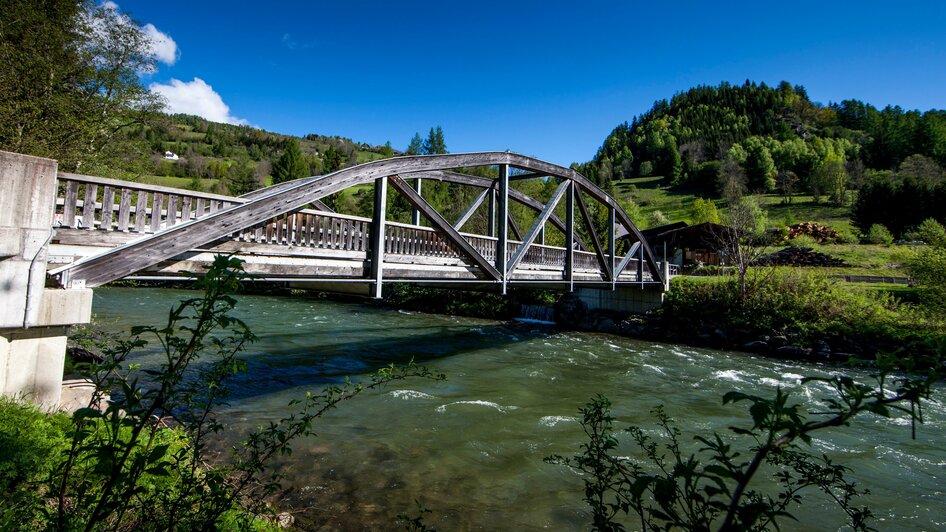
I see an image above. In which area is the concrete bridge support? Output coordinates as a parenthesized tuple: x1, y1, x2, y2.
(575, 284, 666, 314)
(0, 151, 92, 409)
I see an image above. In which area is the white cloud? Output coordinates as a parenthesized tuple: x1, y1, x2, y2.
(150, 78, 247, 125)
(142, 23, 178, 65)
(100, 2, 178, 66)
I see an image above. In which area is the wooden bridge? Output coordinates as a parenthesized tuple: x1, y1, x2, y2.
(46, 152, 671, 297)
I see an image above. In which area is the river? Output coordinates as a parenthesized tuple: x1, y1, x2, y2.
(90, 287, 945, 530)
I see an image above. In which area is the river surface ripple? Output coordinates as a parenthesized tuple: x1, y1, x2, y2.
(91, 287, 946, 531)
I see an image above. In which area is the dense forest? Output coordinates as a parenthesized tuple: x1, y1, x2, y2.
(577, 81, 946, 235)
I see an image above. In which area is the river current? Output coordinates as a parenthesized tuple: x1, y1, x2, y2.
(91, 287, 945, 530)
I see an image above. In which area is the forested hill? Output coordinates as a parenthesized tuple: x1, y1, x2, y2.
(577, 81, 946, 204)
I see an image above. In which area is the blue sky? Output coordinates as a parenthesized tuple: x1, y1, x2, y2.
(121, 1, 945, 166)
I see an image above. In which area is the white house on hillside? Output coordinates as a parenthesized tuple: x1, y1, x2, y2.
(164, 151, 179, 161)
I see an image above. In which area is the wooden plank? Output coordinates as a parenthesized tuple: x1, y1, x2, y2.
(167, 195, 178, 227)
(575, 187, 611, 280)
(81, 183, 97, 229)
(506, 181, 569, 276)
(117, 188, 131, 231)
(195, 198, 205, 218)
(134, 191, 148, 232)
(454, 188, 490, 231)
(150, 193, 163, 233)
(100, 186, 114, 231)
(507, 212, 523, 241)
(388, 175, 501, 280)
(313, 199, 334, 213)
(63, 180, 79, 227)
(614, 241, 641, 279)
(181, 196, 192, 222)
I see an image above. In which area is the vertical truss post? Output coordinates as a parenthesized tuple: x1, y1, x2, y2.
(638, 237, 645, 287)
(565, 181, 575, 291)
(608, 206, 616, 290)
(411, 178, 422, 226)
(487, 188, 496, 237)
(370, 176, 388, 299)
(496, 164, 509, 294)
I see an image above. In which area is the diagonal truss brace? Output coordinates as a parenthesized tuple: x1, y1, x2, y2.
(574, 187, 612, 280)
(387, 175, 501, 281)
(506, 180, 570, 276)
(454, 187, 491, 230)
(613, 241, 641, 280)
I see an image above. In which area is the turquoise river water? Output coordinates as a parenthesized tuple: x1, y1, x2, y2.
(90, 287, 945, 531)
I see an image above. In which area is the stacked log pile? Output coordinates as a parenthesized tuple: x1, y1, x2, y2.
(784, 222, 838, 242)
(756, 247, 848, 267)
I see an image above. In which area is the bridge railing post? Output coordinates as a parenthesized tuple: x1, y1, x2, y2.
(411, 178, 422, 226)
(496, 164, 509, 294)
(370, 177, 387, 299)
(608, 206, 616, 290)
(565, 181, 574, 291)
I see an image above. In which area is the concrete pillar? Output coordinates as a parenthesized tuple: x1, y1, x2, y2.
(0, 151, 92, 409)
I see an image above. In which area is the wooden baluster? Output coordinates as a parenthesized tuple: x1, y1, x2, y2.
(167, 195, 178, 227)
(100, 186, 114, 231)
(150, 193, 164, 232)
(117, 188, 131, 231)
(81, 183, 98, 229)
(194, 198, 205, 218)
(63, 180, 79, 227)
(181, 196, 192, 222)
(303, 214, 312, 246)
(134, 191, 148, 232)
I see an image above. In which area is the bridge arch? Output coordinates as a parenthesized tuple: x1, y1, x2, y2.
(50, 152, 665, 293)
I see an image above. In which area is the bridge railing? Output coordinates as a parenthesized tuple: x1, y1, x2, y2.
(55, 173, 239, 232)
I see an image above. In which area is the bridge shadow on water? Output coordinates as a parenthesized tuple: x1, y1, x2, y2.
(222, 322, 549, 402)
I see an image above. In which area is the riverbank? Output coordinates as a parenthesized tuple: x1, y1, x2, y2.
(555, 271, 946, 367)
(102, 271, 945, 369)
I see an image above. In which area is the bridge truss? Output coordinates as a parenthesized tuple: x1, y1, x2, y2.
(48, 152, 667, 296)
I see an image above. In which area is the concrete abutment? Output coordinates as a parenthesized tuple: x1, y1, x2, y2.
(0, 151, 92, 409)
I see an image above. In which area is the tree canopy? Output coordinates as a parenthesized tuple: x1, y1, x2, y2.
(0, 0, 164, 172)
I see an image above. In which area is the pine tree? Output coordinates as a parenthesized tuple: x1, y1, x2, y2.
(322, 144, 342, 173)
(422, 126, 447, 155)
(406, 133, 423, 155)
(271, 139, 308, 184)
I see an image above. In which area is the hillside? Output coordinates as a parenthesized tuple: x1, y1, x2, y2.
(577, 80, 946, 236)
(114, 114, 395, 195)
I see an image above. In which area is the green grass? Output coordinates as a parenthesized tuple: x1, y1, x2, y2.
(613, 177, 855, 231)
(138, 175, 221, 190)
(613, 177, 707, 225)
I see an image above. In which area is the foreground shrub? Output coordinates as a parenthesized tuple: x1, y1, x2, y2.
(0, 256, 441, 530)
(864, 224, 894, 245)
